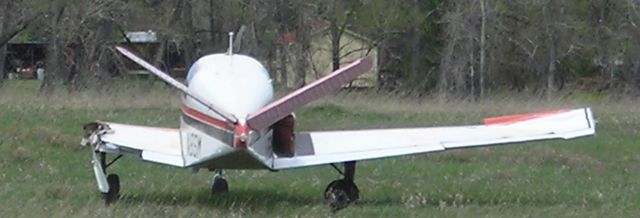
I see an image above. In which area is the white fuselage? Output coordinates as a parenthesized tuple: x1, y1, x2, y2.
(179, 54, 276, 169)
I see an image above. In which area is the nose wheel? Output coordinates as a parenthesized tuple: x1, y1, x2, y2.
(211, 170, 228, 195)
(324, 161, 359, 212)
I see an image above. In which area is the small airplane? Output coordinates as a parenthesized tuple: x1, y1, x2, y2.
(81, 33, 596, 211)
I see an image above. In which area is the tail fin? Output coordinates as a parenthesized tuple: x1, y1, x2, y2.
(247, 57, 373, 130)
(115, 46, 238, 123)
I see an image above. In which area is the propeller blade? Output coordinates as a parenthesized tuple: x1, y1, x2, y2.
(115, 46, 238, 123)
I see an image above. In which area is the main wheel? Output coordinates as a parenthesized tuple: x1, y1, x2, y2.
(211, 176, 229, 195)
(102, 174, 120, 204)
(324, 179, 359, 212)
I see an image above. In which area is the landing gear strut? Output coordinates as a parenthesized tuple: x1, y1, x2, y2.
(211, 170, 228, 195)
(324, 161, 359, 212)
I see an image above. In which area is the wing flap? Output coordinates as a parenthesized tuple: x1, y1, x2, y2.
(97, 122, 185, 167)
(141, 151, 185, 166)
(274, 137, 444, 169)
(273, 108, 595, 169)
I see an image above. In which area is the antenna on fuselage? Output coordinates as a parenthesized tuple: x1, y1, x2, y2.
(227, 32, 234, 56)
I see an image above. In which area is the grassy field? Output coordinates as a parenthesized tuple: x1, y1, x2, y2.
(1, 80, 639, 217)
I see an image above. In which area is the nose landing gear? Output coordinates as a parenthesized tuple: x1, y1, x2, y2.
(211, 170, 229, 195)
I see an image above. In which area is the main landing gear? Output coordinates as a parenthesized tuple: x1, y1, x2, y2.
(324, 161, 359, 212)
(96, 152, 122, 204)
(210, 170, 229, 195)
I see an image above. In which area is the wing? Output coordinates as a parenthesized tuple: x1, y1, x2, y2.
(83, 121, 185, 167)
(272, 108, 595, 170)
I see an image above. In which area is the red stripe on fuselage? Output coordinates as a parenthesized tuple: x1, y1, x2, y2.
(181, 104, 250, 150)
(181, 104, 234, 131)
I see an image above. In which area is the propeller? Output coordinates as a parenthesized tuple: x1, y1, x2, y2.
(115, 46, 238, 123)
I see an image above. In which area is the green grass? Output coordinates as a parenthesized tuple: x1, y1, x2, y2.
(1, 80, 639, 217)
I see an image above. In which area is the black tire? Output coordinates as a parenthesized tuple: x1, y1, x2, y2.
(211, 177, 229, 195)
(324, 179, 359, 212)
(103, 174, 120, 204)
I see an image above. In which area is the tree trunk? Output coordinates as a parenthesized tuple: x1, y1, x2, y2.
(328, 0, 345, 72)
(0, 44, 5, 83)
(146, 39, 167, 87)
(208, 0, 217, 53)
(479, 0, 487, 98)
(94, 19, 115, 90)
(41, 34, 61, 93)
(438, 34, 456, 97)
(147, 0, 183, 87)
(182, 1, 196, 68)
(294, 3, 310, 87)
(543, 2, 557, 98)
(0, 0, 8, 83)
(546, 47, 556, 97)
(594, 0, 613, 88)
(278, 41, 288, 88)
(409, 0, 424, 93)
(275, 0, 289, 88)
(330, 20, 341, 72)
(40, 4, 66, 93)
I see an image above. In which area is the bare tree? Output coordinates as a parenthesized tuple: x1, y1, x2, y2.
(292, 2, 312, 87)
(239, 0, 279, 78)
(2, 0, 630, 95)
(324, 0, 359, 71)
(438, 0, 480, 98)
(0, 4, 40, 47)
(40, 1, 66, 93)
(145, 0, 185, 87)
(274, 0, 295, 88)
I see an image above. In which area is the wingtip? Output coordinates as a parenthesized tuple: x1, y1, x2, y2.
(362, 55, 372, 62)
(483, 109, 572, 125)
(358, 56, 373, 71)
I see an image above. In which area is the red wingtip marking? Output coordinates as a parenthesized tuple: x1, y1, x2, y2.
(483, 109, 570, 125)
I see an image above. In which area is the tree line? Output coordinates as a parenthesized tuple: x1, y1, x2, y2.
(0, 0, 639, 98)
